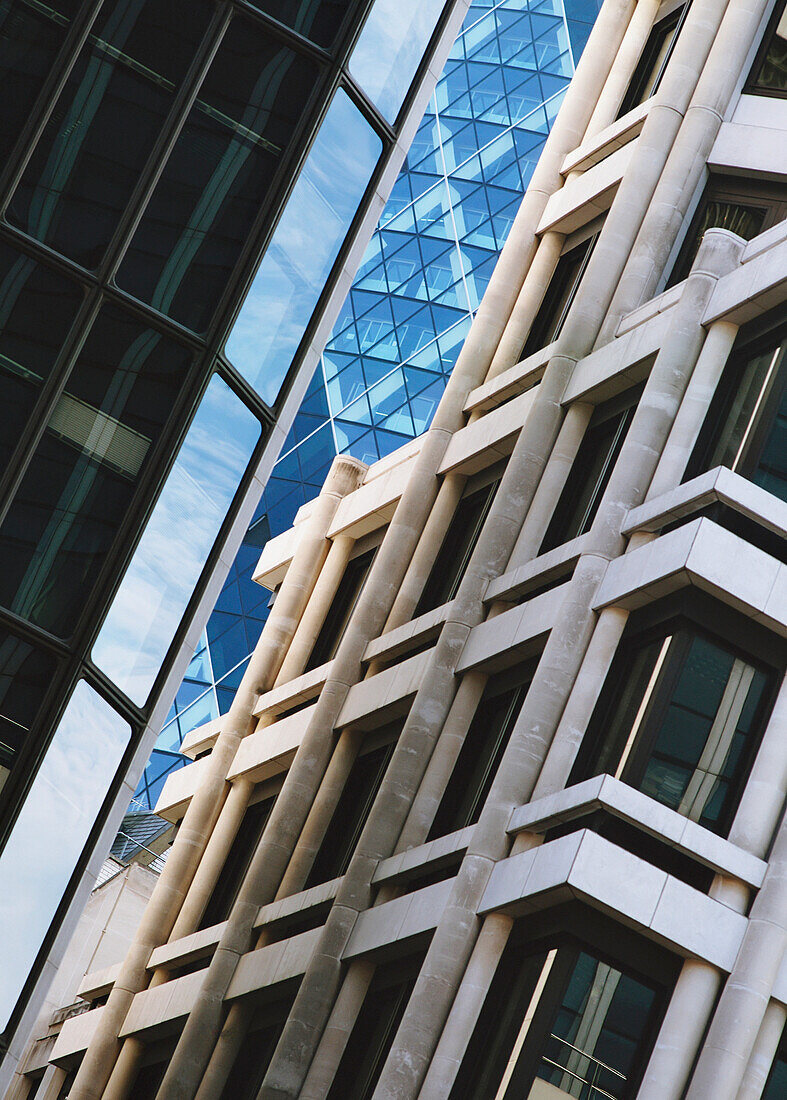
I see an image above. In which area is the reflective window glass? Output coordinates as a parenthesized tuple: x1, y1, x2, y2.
(92, 375, 260, 705)
(0, 681, 130, 1032)
(0, 0, 81, 165)
(749, 0, 787, 94)
(0, 241, 83, 469)
(0, 629, 58, 807)
(349, 0, 446, 123)
(248, 0, 352, 48)
(8, 0, 213, 268)
(225, 89, 382, 405)
(0, 305, 194, 637)
(117, 17, 319, 334)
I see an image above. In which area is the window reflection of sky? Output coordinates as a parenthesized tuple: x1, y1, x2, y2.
(224, 89, 382, 405)
(92, 376, 260, 705)
(350, 0, 447, 123)
(0, 681, 129, 1032)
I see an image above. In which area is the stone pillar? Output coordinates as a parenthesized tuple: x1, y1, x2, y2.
(299, 961, 376, 1100)
(729, 674, 787, 860)
(68, 455, 365, 1100)
(738, 1001, 787, 1100)
(585, 0, 660, 136)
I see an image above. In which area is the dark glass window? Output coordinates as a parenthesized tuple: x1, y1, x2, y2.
(0, 629, 58, 808)
(306, 546, 376, 671)
(572, 624, 776, 836)
(117, 16, 320, 333)
(747, 0, 787, 96)
(451, 934, 665, 1100)
(305, 721, 400, 888)
(200, 794, 275, 929)
(617, 4, 687, 117)
(128, 1054, 169, 1100)
(763, 1021, 787, 1100)
(249, 0, 353, 48)
(689, 333, 787, 503)
(415, 477, 500, 616)
(220, 995, 296, 1100)
(540, 391, 639, 555)
(522, 234, 597, 359)
(327, 954, 424, 1100)
(668, 179, 787, 287)
(8, 0, 213, 268)
(0, 304, 194, 637)
(0, 0, 81, 166)
(428, 664, 533, 840)
(0, 242, 83, 470)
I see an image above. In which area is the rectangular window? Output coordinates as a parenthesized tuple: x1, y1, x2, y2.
(746, 0, 787, 96)
(305, 546, 376, 672)
(415, 474, 500, 617)
(220, 994, 297, 1100)
(540, 390, 639, 555)
(305, 720, 401, 889)
(763, 1020, 787, 1099)
(668, 178, 787, 286)
(199, 793, 275, 930)
(450, 926, 668, 1100)
(522, 234, 597, 360)
(428, 663, 534, 841)
(617, 4, 688, 118)
(688, 331, 787, 503)
(328, 954, 424, 1100)
(571, 612, 779, 836)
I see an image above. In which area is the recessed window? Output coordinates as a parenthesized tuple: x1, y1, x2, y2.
(415, 473, 500, 616)
(540, 389, 640, 555)
(762, 1019, 787, 1099)
(747, 0, 787, 96)
(668, 178, 787, 286)
(571, 604, 781, 836)
(521, 234, 598, 360)
(688, 329, 787, 503)
(220, 995, 296, 1100)
(428, 662, 534, 841)
(616, 4, 688, 118)
(199, 793, 275, 929)
(305, 546, 377, 671)
(450, 917, 671, 1100)
(305, 720, 401, 888)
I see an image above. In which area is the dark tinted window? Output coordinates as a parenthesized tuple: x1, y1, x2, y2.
(0, 305, 194, 636)
(117, 16, 320, 333)
(306, 546, 375, 670)
(617, 5, 686, 117)
(748, 0, 787, 95)
(763, 1021, 787, 1099)
(8, 0, 213, 268)
(0, 630, 58, 804)
(540, 392, 638, 554)
(522, 234, 596, 358)
(0, 0, 81, 166)
(220, 997, 296, 1100)
(200, 794, 274, 928)
(416, 478, 499, 616)
(0, 242, 83, 469)
(250, 0, 353, 47)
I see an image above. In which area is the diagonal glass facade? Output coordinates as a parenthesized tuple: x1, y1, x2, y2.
(142, 0, 603, 811)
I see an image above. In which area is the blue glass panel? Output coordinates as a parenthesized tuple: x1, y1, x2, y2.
(349, 0, 447, 123)
(92, 376, 260, 705)
(225, 90, 382, 405)
(0, 682, 130, 1031)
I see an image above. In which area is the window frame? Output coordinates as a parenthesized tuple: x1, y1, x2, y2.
(744, 0, 787, 98)
(521, 230, 599, 360)
(616, 2, 689, 119)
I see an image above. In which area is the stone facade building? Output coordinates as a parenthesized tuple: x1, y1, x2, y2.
(15, 0, 787, 1095)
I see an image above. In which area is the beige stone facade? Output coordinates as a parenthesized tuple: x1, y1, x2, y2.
(11, 0, 787, 1096)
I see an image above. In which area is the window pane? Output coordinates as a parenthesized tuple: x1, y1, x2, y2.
(0, 241, 83, 469)
(0, 629, 58, 806)
(92, 375, 260, 705)
(8, 0, 213, 268)
(117, 17, 319, 334)
(751, 4, 787, 92)
(349, 0, 446, 123)
(0, 681, 130, 1032)
(249, 0, 352, 47)
(671, 199, 767, 284)
(225, 89, 382, 405)
(0, 306, 194, 636)
(0, 0, 81, 165)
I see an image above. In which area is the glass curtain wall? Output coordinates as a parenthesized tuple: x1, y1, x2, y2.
(150, 0, 604, 811)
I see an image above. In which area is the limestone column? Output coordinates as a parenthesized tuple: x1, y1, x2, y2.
(738, 1001, 787, 1100)
(729, 673, 787, 860)
(600, 0, 771, 337)
(299, 961, 376, 1100)
(68, 455, 365, 1100)
(585, 0, 661, 136)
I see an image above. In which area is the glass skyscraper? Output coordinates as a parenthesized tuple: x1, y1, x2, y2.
(146, 0, 603, 811)
(0, 0, 463, 1080)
